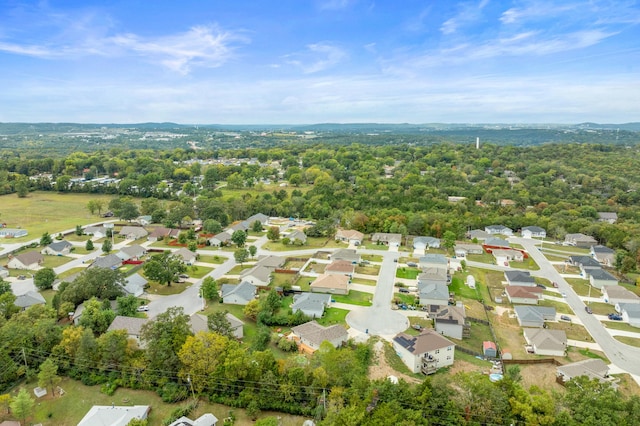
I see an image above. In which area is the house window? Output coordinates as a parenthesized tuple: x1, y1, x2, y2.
(435, 349, 440, 354)
(447, 346, 452, 351)
(447, 356, 451, 360)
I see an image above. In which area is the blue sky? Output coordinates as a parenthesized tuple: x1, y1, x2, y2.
(0, 0, 638, 124)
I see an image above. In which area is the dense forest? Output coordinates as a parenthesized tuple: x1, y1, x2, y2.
(2, 126, 640, 424)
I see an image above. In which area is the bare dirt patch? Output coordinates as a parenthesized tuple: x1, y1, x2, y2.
(369, 341, 421, 384)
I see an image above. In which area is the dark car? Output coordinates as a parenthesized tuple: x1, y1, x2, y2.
(536, 284, 546, 289)
(585, 306, 593, 314)
(552, 282, 558, 288)
(608, 313, 623, 321)
(399, 288, 410, 294)
(407, 262, 418, 267)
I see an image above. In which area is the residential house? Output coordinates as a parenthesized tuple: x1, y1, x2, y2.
(137, 215, 153, 226)
(290, 321, 348, 353)
(521, 226, 547, 239)
(228, 222, 248, 233)
(174, 247, 197, 265)
(504, 270, 536, 287)
(0, 228, 28, 238)
(168, 413, 219, 426)
(116, 244, 147, 261)
(221, 281, 257, 305)
(434, 305, 469, 339)
(492, 249, 524, 265)
(90, 254, 123, 270)
(371, 233, 402, 247)
(208, 231, 232, 247)
(41, 240, 73, 256)
(597, 212, 618, 224)
(78, 405, 151, 426)
(330, 248, 361, 264)
(467, 229, 490, 241)
(287, 229, 307, 244)
(7, 251, 44, 270)
(418, 282, 449, 306)
(589, 268, 618, 289)
(240, 255, 285, 286)
(242, 213, 269, 229)
(122, 273, 147, 297)
(325, 260, 355, 276)
(514, 306, 556, 328)
(590, 245, 615, 267)
(556, 359, 611, 386)
(15, 291, 46, 310)
(500, 199, 517, 207)
(417, 267, 448, 287)
(84, 225, 110, 239)
(334, 229, 364, 245)
(602, 286, 640, 305)
(505, 286, 543, 305)
(413, 236, 441, 251)
(569, 255, 601, 271)
(485, 225, 513, 236)
(419, 254, 449, 270)
(483, 341, 498, 358)
(484, 237, 510, 248)
(107, 316, 150, 348)
(564, 233, 597, 248)
(454, 243, 483, 258)
(523, 328, 567, 356)
(310, 274, 350, 295)
(190, 312, 243, 339)
(392, 329, 455, 374)
(147, 226, 180, 242)
(291, 293, 332, 319)
(618, 303, 640, 327)
(119, 226, 148, 240)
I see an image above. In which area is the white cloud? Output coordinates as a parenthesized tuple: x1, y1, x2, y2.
(440, 0, 489, 35)
(317, 0, 354, 11)
(284, 42, 348, 74)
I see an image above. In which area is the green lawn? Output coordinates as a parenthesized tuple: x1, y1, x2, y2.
(449, 273, 481, 300)
(142, 275, 192, 295)
(467, 253, 495, 264)
(396, 267, 420, 279)
(197, 254, 227, 264)
(0, 193, 118, 243)
(351, 277, 377, 286)
(585, 301, 612, 315)
(547, 321, 593, 341)
(614, 335, 640, 348)
(70, 246, 95, 255)
(332, 290, 373, 306)
(450, 321, 494, 355)
(316, 307, 349, 326)
(603, 321, 640, 332)
(187, 265, 214, 278)
(361, 254, 383, 262)
(226, 264, 253, 275)
(565, 278, 601, 297)
(58, 267, 86, 279)
(394, 293, 419, 306)
(539, 299, 574, 315)
(41, 254, 75, 269)
(354, 265, 380, 275)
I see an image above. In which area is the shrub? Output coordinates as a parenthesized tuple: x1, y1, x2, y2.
(157, 382, 189, 403)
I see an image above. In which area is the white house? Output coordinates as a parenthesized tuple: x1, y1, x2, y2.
(505, 286, 543, 305)
(392, 329, 455, 374)
(107, 316, 150, 348)
(523, 328, 567, 356)
(371, 233, 402, 247)
(485, 225, 513, 236)
(504, 270, 536, 287)
(78, 405, 151, 426)
(334, 229, 364, 246)
(589, 268, 618, 289)
(291, 293, 332, 319)
(433, 305, 469, 339)
(521, 226, 546, 239)
(7, 252, 44, 270)
(173, 247, 197, 265)
(590, 245, 615, 267)
(41, 240, 73, 256)
(310, 274, 349, 295)
(119, 226, 148, 240)
(602, 286, 640, 305)
(208, 231, 232, 247)
(619, 303, 640, 327)
(413, 236, 441, 251)
(418, 282, 449, 306)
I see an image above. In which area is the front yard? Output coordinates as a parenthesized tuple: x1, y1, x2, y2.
(332, 290, 373, 306)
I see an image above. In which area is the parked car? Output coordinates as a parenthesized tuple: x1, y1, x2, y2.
(560, 315, 572, 322)
(561, 292, 567, 298)
(17, 275, 26, 280)
(585, 306, 593, 314)
(179, 274, 189, 279)
(399, 288, 410, 294)
(552, 282, 558, 288)
(137, 305, 149, 312)
(608, 313, 623, 321)
(412, 324, 422, 330)
(536, 284, 546, 289)
(407, 262, 418, 267)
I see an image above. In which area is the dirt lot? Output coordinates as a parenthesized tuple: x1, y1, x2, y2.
(368, 341, 420, 384)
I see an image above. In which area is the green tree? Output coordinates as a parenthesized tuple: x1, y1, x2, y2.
(234, 248, 249, 265)
(249, 245, 257, 258)
(0, 292, 19, 319)
(85, 239, 94, 251)
(79, 298, 116, 335)
(101, 238, 112, 253)
(243, 299, 260, 320)
(10, 389, 34, 424)
(117, 295, 140, 317)
(207, 311, 234, 338)
(0, 280, 12, 295)
(40, 232, 53, 246)
(15, 179, 28, 198)
(203, 219, 223, 234)
(37, 358, 61, 396)
(442, 230, 456, 253)
(267, 226, 280, 241)
(201, 277, 219, 301)
(231, 230, 247, 247)
(59, 268, 125, 306)
(75, 224, 83, 236)
(34, 267, 56, 290)
(86, 200, 99, 215)
(251, 220, 263, 232)
(143, 251, 186, 287)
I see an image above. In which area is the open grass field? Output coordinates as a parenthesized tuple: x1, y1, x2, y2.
(3, 377, 305, 426)
(0, 191, 115, 242)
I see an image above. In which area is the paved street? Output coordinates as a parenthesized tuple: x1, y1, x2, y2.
(512, 237, 640, 376)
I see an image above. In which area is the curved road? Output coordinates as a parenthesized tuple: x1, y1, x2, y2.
(511, 237, 640, 375)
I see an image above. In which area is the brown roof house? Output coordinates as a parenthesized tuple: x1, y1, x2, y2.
(310, 273, 350, 295)
(290, 320, 348, 354)
(335, 229, 364, 246)
(107, 316, 150, 348)
(371, 232, 402, 247)
(602, 286, 640, 306)
(7, 251, 44, 270)
(147, 226, 180, 242)
(392, 329, 455, 374)
(325, 260, 355, 276)
(174, 247, 197, 265)
(505, 286, 543, 305)
(433, 304, 470, 339)
(119, 226, 149, 240)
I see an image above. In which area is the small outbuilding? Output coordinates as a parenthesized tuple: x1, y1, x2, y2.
(483, 341, 497, 358)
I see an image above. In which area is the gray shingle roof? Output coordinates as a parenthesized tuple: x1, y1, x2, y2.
(393, 329, 454, 355)
(46, 240, 73, 252)
(221, 281, 256, 302)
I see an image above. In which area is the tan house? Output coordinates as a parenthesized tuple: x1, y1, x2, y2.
(290, 321, 348, 353)
(505, 286, 543, 305)
(523, 328, 567, 356)
(325, 260, 355, 276)
(7, 251, 44, 270)
(335, 229, 364, 245)
(392, 329, 455, 374)
(107, 316, 150, 348)
(310, 274, 350, 295)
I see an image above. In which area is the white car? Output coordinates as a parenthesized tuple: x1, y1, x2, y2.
(561, 292, 567, 298)
(137, 305, 149, 312)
